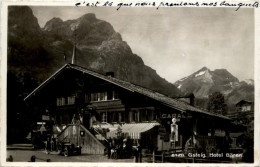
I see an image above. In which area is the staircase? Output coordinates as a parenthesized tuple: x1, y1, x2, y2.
(57, 124, 105, 154)
(93, 128, 108, 142)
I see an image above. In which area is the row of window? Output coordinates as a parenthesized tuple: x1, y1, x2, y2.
(100, 109, 156, 123)
(57, 96, 75, 106)
(101, 112, 125, 123)
(129, 109, 156, 122)
(56, 91, 119, 106)
(89, 91, 119, 102)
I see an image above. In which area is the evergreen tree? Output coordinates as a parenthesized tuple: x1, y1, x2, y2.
(207, 92, 227, 115)
(7, 71, 38, 143)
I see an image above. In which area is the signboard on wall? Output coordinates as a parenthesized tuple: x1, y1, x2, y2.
(161, 113, 182, 121)
(37, 122, 46, 125)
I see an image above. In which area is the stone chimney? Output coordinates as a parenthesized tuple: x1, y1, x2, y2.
(176, 93, 195, 106)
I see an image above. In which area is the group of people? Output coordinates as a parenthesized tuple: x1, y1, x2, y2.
(107, 136, 134, 159)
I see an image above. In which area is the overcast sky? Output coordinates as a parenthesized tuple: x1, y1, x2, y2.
(31, 6, 254, 83)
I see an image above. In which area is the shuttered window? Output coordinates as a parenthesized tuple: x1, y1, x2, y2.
(57, 96, 75, 106)
(68, 96, 75, 105)
(91, 93, 99, 101)
(57, 97, 66, 106)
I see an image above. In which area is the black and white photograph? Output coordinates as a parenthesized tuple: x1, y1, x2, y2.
(1, 0, 259, 166)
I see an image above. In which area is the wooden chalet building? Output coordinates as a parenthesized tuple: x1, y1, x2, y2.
(228, 100, 254, 124)
(236, 100, 254, 113)
(25, 63, 231, 154)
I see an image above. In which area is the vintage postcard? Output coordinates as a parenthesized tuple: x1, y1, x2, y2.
(0, 0, 259, 166)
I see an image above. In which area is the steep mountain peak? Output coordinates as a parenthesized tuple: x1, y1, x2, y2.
(50, 17, 63, 22)
(174, 66, 243, 100)
(193, 66, 211, 78)
(43, 17, 64, 31)
(199, 66, 210, 71)
(79, 13, 97, 22)
(8, 6, 181, 98)
(8, 6, 41, 34)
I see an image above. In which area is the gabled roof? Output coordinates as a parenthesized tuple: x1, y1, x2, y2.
(25, 63, 230, 120)
(236, 100, 253, 106)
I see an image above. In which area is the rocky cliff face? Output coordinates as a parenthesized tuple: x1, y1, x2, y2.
(8, 6, 53, 80)
(8, 6, 181, 97)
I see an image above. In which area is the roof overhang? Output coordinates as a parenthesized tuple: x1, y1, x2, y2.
(24, 63, 231, 121)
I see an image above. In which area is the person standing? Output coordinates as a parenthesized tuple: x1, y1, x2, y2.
(137, 143, 142, 163)
(107, 137, 112, 159)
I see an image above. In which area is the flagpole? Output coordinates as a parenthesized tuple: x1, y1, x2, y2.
(72, 26, 77, 64)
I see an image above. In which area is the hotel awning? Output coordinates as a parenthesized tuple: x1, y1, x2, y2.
(106, 122, 160, 139)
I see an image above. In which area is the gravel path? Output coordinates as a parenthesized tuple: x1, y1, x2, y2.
(7, 150, 135, 163)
